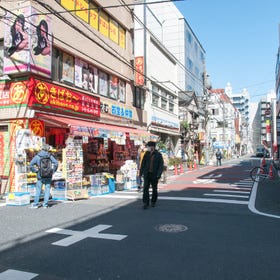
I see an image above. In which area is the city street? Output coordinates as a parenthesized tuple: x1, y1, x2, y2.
(0, 156, 280, 280)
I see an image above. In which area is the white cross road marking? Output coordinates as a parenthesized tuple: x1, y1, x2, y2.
(0, 269, 38, 280)
(214, 190, 250, 194)
(46, 224, 127, 247)
(193, 179, 215, 184)
(204, 193, 249, 199)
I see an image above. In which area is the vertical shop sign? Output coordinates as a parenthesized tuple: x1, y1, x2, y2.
(135, 56, 144, 86)
(109, 76, 118, 100)
(9, 120, 26, 192)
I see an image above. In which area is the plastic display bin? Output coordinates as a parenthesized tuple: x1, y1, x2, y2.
(6, 192, 30, 206)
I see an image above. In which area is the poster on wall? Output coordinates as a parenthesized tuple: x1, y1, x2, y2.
(119, 80, 126, 103)
(99, 71, 109, 96)
(29, 6, 52, 78)
(109, 75, 118, 100)
(61, 53, 74, 83)
(3, 7, 31, 74)
(88, 65, 98, 93)
(3, 6, 52, 78)
(75, 58, 89, 90)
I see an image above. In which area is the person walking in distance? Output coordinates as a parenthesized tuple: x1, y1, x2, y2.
(29, 144, 58, 208)
(140, 141, 164, 209)
(215, 149, 222, 166)
(136, 143, 146, 192)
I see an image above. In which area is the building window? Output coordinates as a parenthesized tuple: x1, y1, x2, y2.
(134, 87, 144, 109)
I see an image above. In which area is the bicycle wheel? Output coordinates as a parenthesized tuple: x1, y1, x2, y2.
(250, 167, 266, 182)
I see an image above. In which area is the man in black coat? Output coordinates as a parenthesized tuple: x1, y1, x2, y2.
(140, 141, 164, 209)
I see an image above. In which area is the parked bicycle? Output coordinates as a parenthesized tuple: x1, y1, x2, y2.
(250, 159, 280, 182)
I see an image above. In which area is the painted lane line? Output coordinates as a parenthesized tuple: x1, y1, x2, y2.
(0, 269, 38, 280)
(46, 225, 127, 247)
(204, 193, 249, 199)
(248, 181, 280, 219)
(105, 194, 248, 205)
(213, 190, 250, 194)
(158, 196, 248, 205)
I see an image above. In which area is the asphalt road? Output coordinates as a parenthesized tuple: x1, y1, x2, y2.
(0, 156, 279, 280)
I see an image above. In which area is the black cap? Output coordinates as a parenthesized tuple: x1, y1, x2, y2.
(147, 141, 156, 147)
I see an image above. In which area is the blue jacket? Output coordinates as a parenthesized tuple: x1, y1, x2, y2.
(29, 150, 58, 180)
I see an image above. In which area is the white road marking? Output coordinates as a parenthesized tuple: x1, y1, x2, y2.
(46, 224, 127, 247)
(0, 269, 38, 280)
(204, 193, 249, 199)
(104, 194, 248, 205)
(213, 190, 250, 194)
(193, 179, 215, 184)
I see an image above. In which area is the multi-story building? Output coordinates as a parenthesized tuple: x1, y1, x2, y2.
(0, 0, 151, 193)
(134, 0, 206, 158)
(226, 83, 250, 155)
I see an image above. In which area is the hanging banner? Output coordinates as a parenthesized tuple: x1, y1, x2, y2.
(135, 56, 144, 86)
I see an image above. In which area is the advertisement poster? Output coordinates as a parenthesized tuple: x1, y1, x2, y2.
(109, 75, 118, 100)
(99, 71, 109, 97)
(61, 53, 75, 83)
(75, 58, 89, 90)
(29, 6, 52, 78)
(119, 80, 126, 103)
(88, 65, 98, 94)
(3, 7, 31, 74)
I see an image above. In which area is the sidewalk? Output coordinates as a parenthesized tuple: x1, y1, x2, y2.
(1, 164, 280, 218)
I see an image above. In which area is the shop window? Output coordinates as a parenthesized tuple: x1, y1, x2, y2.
(0, 125, 8, 132)
(52, 48, 61, 82)
(134, 87, 144, 109)
(161, 97, 167, 110)
(152, 93, 159, 107)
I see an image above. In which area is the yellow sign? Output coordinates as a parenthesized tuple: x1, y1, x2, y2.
(76, 0, 89, 22)
(99, 11, 109, 37)
(119, 27, 126, 49)
(89, 3, 98, 30)
(109, 19, 119, 44)
(61, 0, 75, 11)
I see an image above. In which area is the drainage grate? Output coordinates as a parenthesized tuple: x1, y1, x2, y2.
(154, 224, 188, 233)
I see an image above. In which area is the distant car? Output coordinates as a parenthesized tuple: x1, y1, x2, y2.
(256, 147, 270, 158)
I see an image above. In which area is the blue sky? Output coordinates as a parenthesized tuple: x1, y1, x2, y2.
(175, 0, 280, 102)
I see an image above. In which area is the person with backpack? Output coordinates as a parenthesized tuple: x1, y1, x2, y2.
(29, 144, 58, 209)
(215, 149, 222, 166)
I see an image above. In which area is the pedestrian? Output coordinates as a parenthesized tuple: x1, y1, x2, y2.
(136, 142, 146, 192)
(29, 144, 58, 208)
(215, 149, 222, 166)
(140, 141, 164, 209)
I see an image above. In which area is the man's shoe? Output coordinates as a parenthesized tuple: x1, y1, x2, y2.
(42, 205, 49, 209)
(29, 204, 39, 209)
(142, 204, 149, 209)
(151, 202, 156, 207)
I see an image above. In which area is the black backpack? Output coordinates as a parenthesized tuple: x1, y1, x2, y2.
(39, 154, 53, 178)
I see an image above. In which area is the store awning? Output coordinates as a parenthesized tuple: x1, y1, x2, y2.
(36, 113, 151, 138)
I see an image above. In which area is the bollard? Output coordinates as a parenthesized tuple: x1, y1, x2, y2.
(269, 163, 274, 179)
(180, 163, 184, 174)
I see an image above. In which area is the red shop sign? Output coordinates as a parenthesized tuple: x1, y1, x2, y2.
(28, 78, 100, 118)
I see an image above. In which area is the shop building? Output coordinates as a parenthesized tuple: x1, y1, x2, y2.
(0, 0, 153, 195)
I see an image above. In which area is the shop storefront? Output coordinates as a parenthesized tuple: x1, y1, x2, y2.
(0, 77, 154, 198)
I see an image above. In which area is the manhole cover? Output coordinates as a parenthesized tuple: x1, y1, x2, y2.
(155, 224, 188, 233)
